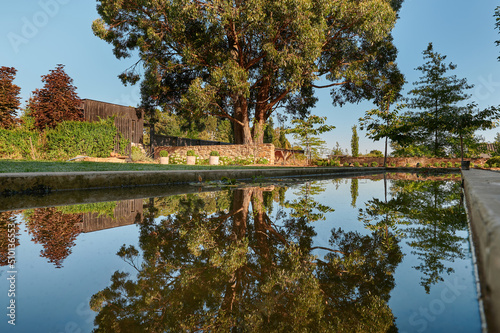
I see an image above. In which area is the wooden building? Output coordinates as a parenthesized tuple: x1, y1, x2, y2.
(81, 99, 144, 145)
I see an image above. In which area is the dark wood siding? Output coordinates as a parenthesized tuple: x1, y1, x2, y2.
(82, 99, 144, 148)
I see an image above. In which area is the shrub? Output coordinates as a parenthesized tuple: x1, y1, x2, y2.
(210, 151, 220, 156)
(484, 163, 490, 168)
(363, 163, 368, 167)
(433, 162, 440, 167)
(455, 162, 461, 168)
(343, 162, 349, 167)
(332, 160, 341, 166)
(159, 150, 169, 157)
(131, 146, 153, 162)
(0, 128, 41, 159)
(486, 156, 500, 166)
(406, 163, 411, 167)
(169, 153, 185, 165)
(446, 162, 453, 168)
(390, 162, 396, 167)
(257, 158, 269, 164)
(353, 162, 360, 167)
(186, 150, 196, 156)
(371, 161, 378, 167)
(44, 119, 118, 160)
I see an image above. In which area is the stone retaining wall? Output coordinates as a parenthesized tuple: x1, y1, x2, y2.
(155, 144, 275, 165)
(339, 156, 488, 167)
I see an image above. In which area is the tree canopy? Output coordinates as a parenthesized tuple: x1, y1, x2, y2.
(405, 43, 476, 157)
(93, 0, 404, 144)
(27, 64, 82, 131)
(495, 6, 500, 60)
(285, 115, 334, 160)
(0, 66, 21, 129)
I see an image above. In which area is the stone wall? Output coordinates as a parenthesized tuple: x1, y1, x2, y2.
(338, 156, 488, 167)
(155, 144, 275, 165)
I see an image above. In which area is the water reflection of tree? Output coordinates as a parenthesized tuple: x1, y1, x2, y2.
(90, 183, 402, 332)
(360, 179, 467, 293)
(25, 208, 82, 268)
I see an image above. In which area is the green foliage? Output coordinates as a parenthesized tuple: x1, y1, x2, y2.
(495, 6, 500, 61)
(331, 142, 346, 156)
(487, 156, 500, 166)
(131, 146, 153, 162)
(351, 125, 359, 157)
(168, 153, 186, 165)
(159, 150, 169, 157)
(371, 162, 379, 167)
(209, 151, 220, 157)
(354, 161, 360, 167)
(286, 115, 335, 161)
(56, 202, 117, 218)
(403, 43, 499, 158)
(368, 150, 384, 158)
(44, 119, 118, 160)
(94, 0, 401, 144)
(363, 163, 369, 167)
(256, 158, 269, 165)
(186, 150, 196, 156)
(0, 128, 41, 159)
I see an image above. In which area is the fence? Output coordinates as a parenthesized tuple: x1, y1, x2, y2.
(151, 134, 232, 148)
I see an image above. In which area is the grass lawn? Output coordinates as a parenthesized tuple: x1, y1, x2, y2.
(0, 159, 274, 173)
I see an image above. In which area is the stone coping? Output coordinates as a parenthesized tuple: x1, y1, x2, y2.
(462, 169, 500, 333)
(0, 167, 392, 212)
(0, 167, 389, 196)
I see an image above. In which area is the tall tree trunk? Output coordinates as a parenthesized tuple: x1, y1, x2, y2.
(384, 136, 388, 167)
(252, 76, 271, 144)
(460, 134, 464, 162)
(233, 96, 253, 144)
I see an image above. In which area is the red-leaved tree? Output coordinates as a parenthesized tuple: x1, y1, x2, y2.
(0, 66, 21, 129)
(28, 64, 83, 130)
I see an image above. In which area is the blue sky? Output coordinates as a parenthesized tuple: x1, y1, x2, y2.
(1, 0, 500, 154)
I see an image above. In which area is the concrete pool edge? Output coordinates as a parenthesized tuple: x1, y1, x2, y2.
(462, 169, 500, 333)
(0, 167, 393, 195)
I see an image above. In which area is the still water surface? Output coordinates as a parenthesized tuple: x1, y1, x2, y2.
(0, 173, 481, 332)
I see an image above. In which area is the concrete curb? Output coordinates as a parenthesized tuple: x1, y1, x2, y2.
(462, 169, 500, 333)
(0, 167, 387, 195)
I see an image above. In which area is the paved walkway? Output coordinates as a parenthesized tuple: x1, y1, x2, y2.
(462, 169, 500, 333)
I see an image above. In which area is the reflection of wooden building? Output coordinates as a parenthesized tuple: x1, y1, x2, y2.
(77, 199, 143, 233)
(81, 99, 144, 146)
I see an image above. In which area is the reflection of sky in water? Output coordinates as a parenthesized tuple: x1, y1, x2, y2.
(0, 176, 481, 333)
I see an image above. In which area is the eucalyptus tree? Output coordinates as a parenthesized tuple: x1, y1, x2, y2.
(93, 0, 404, 144)
(495, 6, 500, 60)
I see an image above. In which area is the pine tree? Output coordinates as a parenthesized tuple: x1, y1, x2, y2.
(407, 43, 473, 157)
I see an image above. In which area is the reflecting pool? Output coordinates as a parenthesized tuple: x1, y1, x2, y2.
(0, 173, 481, 332)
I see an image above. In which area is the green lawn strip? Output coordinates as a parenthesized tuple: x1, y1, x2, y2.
(0, 160, 275, 173)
